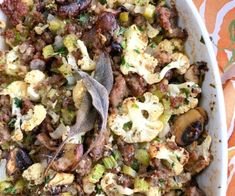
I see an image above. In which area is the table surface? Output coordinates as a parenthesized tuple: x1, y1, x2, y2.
(193, 0, 235, 195)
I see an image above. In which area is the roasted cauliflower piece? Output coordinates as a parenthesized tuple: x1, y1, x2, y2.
(149, 138, 189, 175)
(185, 135, 212, 174)
(109, 92, 164, 143)
(22, 163, 45, 185)
(168, 82, 201, 114)
(0, 81, 28, 99)
(4, 47, 27, 76)
(77, 40, 96, 71)
(101, 173, 134, 196)
(24, 70, 46, 101)
(21, 105, 47, 132)
(48, 173, 74, 187)
(120, 25, 190, 85)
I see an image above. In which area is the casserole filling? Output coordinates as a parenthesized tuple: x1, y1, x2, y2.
(0, 0, 211, 195)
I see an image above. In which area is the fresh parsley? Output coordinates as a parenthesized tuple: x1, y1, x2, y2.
(78, 13, 90, 25)
(123, 121, 133, 131)
(8, 118, 16, 129)
(99, 0, 107, 5)
(149, 42, 157, 48)
(116, 27, 126, 36)
(3, 186, 17, 195)
(14, 97, 22, 108)
(134, 49, 140, 54)
(54, 47, 68, 56)
(181, 88, 190, 98)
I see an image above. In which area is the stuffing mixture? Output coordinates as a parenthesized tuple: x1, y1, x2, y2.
(0, 0, 211, 195)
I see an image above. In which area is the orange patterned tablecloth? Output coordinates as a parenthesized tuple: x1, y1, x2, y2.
(193, 0, 235, 195)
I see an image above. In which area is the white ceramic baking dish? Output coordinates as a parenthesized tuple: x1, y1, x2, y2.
(173, 0, 227, 195)
(0, 0, 227, 195)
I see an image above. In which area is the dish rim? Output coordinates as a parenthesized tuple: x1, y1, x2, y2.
(183, 0, 228, 195)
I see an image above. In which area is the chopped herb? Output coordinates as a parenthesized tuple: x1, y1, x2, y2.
(134, 49, 140, 54)
(15, 31, 21, 44)
(132, 103, 139, 108)
(176, 155, 181, 161)
(123, 121, 132, 131)
(44, 176, 51, 184)
(149, 42, 157, 48)
(121, 57, 126, 65)
(116, 27, 127, 36)
(131, 160, 139, 171)
(154, 137, 161, 142)
(78, 13, 90, 25)
(200, 36, 205, 44)
(138, 26, 144, 32)
(121, 41, 127, 49)
(159, 179, 165, 186)
(14, 97, 22, 108)
(171, 162, 175, 167)
(54, 47, 68, 55)
(99, 0, 107, 5)
(8, 118, 16, 129)
(3, 186, 16, 194)
(181, 88, 190, 98)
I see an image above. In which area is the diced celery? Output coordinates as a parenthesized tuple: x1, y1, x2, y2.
(153, 90, 164, 100)
(42, 45, 54, 59)
(135, 149, 150, 166)
(61, 193, 72, 196)
(89, 164, 105, 183)
(103, 156, 117, 169)
(0, 181, 12, 193)
(122, 165, 137, 178)
(63, 34, 77, 52)
(119, 12, 129, 22)
(48, 19, 64, 32)
(134, 177, 149, 192)
(143, 4, 156, 20)
(112, 150, 121, 161)
(58, 63, 72, 76)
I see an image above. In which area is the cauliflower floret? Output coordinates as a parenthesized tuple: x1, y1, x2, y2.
(24, 70, 46, 101)
(77, 40, 96, 71)
(168, 82, 201, 114)
(5, 47, 27, 76)
(120, 25, 190, 85)
(82, 175, 96, 194)
(48, 173, 74, 187)
(24, 70, 45, 85)
(146, 22, 160, 38)
(195, 135, 212, 162)
(120, 25, 159, 84)
(149, 138, 189, 175)
(147, 53, 190, 84)
(157, 39, 175, 54)
(22, 163, 45, 185)
(109, 92, 164, 143)
(101, 173, 134, 196)
(0, 81, 28, 99)
(21, 105, 47, 131)
(73, 80, 86, 109)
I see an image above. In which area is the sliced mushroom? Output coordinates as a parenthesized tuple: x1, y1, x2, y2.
(52, 143, 83, 172)
(7, 148, 33, 175)
(184, 64, 200, 84)
(172, 107, 208, 146)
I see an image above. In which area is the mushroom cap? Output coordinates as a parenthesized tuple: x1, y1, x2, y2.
(172, 107, 207, 146)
